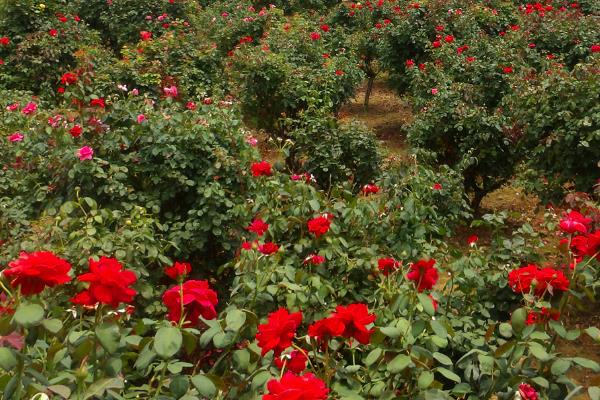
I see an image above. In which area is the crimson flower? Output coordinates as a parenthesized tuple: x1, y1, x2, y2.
(307, 215, 332, 237)
(247, 218, 269, 236)
(140, 31, 152, 41)
(308, 317, 345, 346)
(591, 44, 599, 53)
(432, 183, 442, 190)
(508, 265, 569, 296)
(508, 264, 538, 294)
(444, 35, 454, 43)
(559, 211, 592, 234)
(518, 383, 538, 400)
(331, 303, 376, 345)
(407, 259, 439, 292)
(467, 235, 479, 245)
(256, 308, 302, 356)
(310, 32, 321, 40)
(60, 72, 77, 85)
(378, 257, 401, 276)
(362, 183, 379, 194)
(251, 161, 272, 177)
(0, 37, 9, 46)
(263, 372, 329, 400)
(258, 242, 279, 255)
(503, 66, 513, 74)
(164, 262, 191, 281)
(69, 125, 83, 138)
(274, 350, 307, 374)
(73, 257, 137, 308)
(526, 307, 560, 325)
(304, 254, 325, 266)
(570, 231, 600, 261)
(3, 251, 71, 295)
(162, 280, 218, 326)
(90, 98, 105, 108)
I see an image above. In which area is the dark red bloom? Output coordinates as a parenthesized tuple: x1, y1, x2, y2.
(251, 161, 272, 177)
(0, 37, 9, 46)
(559, 211, 592, 234)
(467, 235, 479, 245)
(164, 262, 191, 280)
(432, 183, 442, 190)
(69, 125, 83, 138)
(256, 308, 302, 356)
(518, 383, 539, 400)
(307, 215, 332, 237)
(274, 350, 307, 374)
(526, 307, 560, 325)
(60, 72, 77, 85)
(378, 257, 401, 276)
(258, 242, 279, 255)
(263, 372, 329, 400)
(3, 251, 71, 295)
(308, 317, 345, 345)
(407, 259, 439, 292)
(247, 218, 269, 236)
(331, 303, 376, 345)
(140, 31, 152, 41)
(508, 265, 569, 296)
(162, 280, 218, 326)
(90, 98, 105, 108)
(362, 183, 380, 194)
(75, 257, 137, 308)
(304, 254, 325, 266)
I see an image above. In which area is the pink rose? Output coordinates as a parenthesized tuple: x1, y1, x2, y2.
(137, 114, 146, 124)
(77, 146, 94, 161)
(21, 102, 37, 115)
(9, 132, 24, 142)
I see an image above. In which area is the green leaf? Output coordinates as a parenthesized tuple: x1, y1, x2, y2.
(379, 326, 402, 339)
(83, 378, 124, 399)
(571, 357, 600, 372)
(436, 367, 461, 383)
(95, 322, 120, 354)
(309, 200, 320, 212)
(13, 303, 44, 328)
(170, 375, 189, 399)
(585, 327, 600, 342)
(387, 354, 412, 373)
(251, 371, 271, 390)
(417, 293, 435, 315)
(551, 359, 571, 376)
(433, 352, 452, 366)
(0, 348, 18, 370)
(499, 323, 513, 338)
(48, 385, 71, 399)
(418, 371, 434, 389)
(225, 309, 247, 332)
(42, 318, 63, 334)
(529, 342, 550, 361)
(531, 376, 549, 388)
(588, 386, 600, 400)
(511, 308, 527, 334)
(364, 348, 383, 367)
(191, 375, 217, 397)
(233, 349, 250, 371)
(154, 326, 182, 359)
(430, 320, 447, 339)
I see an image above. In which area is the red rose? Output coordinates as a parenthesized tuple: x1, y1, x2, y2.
(303, 254, 325, 266)
(49, 29, 58, 37)
(559, 211, 591, 234)
(60, 72, 77, 85)
(258, 242, 279, 255)
(362, 183, 379, 194)
(591, 44, 600, 53)
(75, 257, 137, 308)
(140, 31, 152, 41)
(69, 125, 83, 138)
(90, 98, 105, 108)
(335, 69, 344, 76)
(407, 259, 439, 292)
(164, 261, 191, 280)
(444, 35, 454, 43)
(3, 251, 71, 295)
(256, 308, 302, 356)
(432, 40, 441, 48)
(274, 350, 307, 374)
(570, 231, 600, 260)
(0, 37, 9, 46)
(508, 264, 538, 294)
(251, 161, 272, 177)
(526, 307, 560, 325)
(186, 101, 196, 110)
(320, 24, 329, 32)
(263, 372, 329, 400)
(331, 303, 376, 345)
(467, 235, 478, 245)
(503, 66, 513, 74)
(307, 215, 332, 237)
(247, 218, 269, 236)
(432, 183, 442, 190)
(518, 383, 538, 400)
(534, 267, 569, 296)
(162, 280, 218, 326)
(377, 257, 401, 276)
(308, 317, 345, 346)
(310, 32, 321, 41)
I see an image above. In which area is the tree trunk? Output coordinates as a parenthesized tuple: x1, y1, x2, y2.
(364, 75, 375, 111)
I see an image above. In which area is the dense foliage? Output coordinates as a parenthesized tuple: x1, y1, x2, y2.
(1, 0, 599, 399)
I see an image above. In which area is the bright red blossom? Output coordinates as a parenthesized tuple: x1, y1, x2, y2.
(274, 350, 307, 374)
(559, 211, 592, 234)
(258, 242, 279, 255)
(518, 383, 539, 400)
(251, 161, 272, 177)
(304, 254, 325, 266)
(331, 303, 376, 345)
(378, 257, 401, 276)
(263, 372, 329, 400)
(162, 280, 218, 326)
(3, 251, 71, 295)
(247, 218, 269, 236)
(256, 308, 302, 356)
(508, 265, 569, 296)
(74, 257, 137, 308)
(164, 262, 191, 280)
(407, 259, 439, 292)
(307, 215, 332, 237)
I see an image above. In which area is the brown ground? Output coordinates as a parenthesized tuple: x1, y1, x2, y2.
(339, 80, 600, 399)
